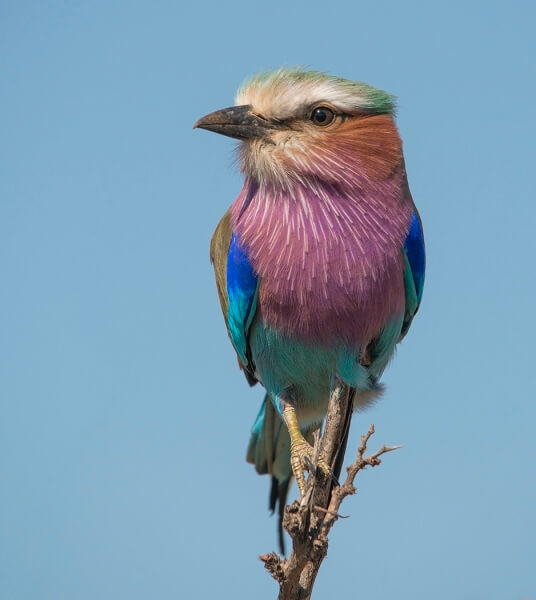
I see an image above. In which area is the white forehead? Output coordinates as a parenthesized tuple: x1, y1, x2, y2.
(234, 68, 391, 120)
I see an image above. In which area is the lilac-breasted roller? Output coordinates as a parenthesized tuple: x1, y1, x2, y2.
(195, 68, 425, 551)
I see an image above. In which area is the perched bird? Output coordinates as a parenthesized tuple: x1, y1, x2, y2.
(195, 68, 425, 552)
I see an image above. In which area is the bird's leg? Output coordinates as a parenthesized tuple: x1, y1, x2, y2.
(281, 404, 330, 497)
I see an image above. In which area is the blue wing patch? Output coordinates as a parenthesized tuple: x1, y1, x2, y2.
(404, 212, 425, 302)
(401, 212, 425, 337)
(227, 233, 259, 366)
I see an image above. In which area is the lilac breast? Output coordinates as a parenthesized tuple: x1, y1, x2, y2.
(231, 169, 413, 347)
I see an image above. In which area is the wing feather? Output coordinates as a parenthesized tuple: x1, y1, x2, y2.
(210, 211, 259, 385)
(400, 209, 425, 339)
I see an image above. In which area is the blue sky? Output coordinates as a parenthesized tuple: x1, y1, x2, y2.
(1, 1, 535, 598)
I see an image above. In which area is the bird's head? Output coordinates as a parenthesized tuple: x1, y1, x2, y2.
(195, 68, 402, 190)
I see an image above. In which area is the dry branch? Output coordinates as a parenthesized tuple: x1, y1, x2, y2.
(260, 384, 400, 600)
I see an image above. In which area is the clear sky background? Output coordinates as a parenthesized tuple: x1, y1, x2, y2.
(1, 1, 535, 599)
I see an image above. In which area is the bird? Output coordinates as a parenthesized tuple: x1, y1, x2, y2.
(194, 68, 425, 552)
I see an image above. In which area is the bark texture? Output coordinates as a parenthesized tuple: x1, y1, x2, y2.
(260, 385, 400, 600)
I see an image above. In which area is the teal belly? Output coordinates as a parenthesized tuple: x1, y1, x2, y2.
(249, 322, 368, 428)
(249, 312, 404, 428)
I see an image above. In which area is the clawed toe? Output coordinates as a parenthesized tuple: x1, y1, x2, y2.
(283, 403, 336, 497)
(290, 437, 334, 496)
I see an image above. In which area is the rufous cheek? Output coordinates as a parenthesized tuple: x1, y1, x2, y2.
(275, 115, 402, 183)
(337, 114, 402, 180)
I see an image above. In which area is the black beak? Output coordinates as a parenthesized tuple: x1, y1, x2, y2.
(194, 105, 273, 140)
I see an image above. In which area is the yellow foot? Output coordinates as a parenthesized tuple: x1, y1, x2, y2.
(283, 404, 331, 497)
(289, 436, 331, 496)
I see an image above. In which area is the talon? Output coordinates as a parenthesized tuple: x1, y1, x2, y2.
(283, 405, 332, 496)
(315, 456, 332, 483)
(289, 435, 314, 496)
(303, 454, 315, 473)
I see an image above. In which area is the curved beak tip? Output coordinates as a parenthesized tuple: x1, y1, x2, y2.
(193, 105, 271, 140)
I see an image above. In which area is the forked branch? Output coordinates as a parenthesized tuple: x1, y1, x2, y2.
(260, 385, 400, 600)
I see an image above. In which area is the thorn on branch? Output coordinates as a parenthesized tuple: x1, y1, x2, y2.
(368, 444, 403, 463)
(357, 423, 376, 461)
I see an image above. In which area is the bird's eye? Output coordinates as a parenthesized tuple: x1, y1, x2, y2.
(310, 106, 336, 126)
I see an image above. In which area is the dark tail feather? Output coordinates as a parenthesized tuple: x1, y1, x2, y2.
(269, 475, 292, 555)
(247, 395, 293, 554)
(330, 387, 355, 491)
